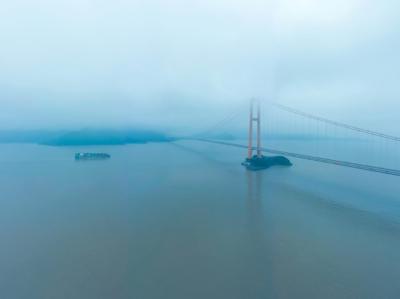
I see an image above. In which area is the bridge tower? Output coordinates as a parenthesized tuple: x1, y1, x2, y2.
(247, 98, 262, 159)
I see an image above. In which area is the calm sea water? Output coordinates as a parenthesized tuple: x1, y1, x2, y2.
(0, 140, 400, 299)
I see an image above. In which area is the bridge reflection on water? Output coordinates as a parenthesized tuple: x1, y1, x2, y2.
(246, 170, 264, 239)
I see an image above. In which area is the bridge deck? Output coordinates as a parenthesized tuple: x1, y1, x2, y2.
(194, 139, 400, 177)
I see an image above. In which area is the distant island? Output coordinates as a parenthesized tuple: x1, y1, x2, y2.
(0, 129, 174, 146)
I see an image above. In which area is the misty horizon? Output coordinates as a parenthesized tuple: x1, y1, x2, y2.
(1, 0, 400, 136)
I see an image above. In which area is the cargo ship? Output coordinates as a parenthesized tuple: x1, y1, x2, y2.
(75, 153, 111, 160)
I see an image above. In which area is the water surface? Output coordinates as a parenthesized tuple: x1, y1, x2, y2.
(0, 141, 399, 299)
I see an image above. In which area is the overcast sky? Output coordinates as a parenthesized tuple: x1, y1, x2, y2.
(1, 0, 399, 134)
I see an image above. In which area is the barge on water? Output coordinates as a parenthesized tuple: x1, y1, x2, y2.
(75, 153, 111, 160)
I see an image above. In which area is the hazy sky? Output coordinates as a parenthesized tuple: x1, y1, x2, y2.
(1, 0, 399, 134)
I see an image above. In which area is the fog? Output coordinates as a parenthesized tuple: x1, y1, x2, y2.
(1, 0, 399, 135)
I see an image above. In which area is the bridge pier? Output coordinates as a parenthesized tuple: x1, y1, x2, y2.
(248, 98, 262, 159)
(243, 98, 292, 171)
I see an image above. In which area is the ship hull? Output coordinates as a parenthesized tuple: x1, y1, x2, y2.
(75, 153, 111, 160)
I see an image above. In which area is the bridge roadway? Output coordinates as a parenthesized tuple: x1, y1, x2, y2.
(194, 138, 400, 177)
(272, 103, 400, 142)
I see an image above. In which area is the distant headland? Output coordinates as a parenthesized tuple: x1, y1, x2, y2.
(0, 129, 174, 146)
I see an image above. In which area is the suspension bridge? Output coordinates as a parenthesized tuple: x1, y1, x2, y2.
(189, 99, 400, 177)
